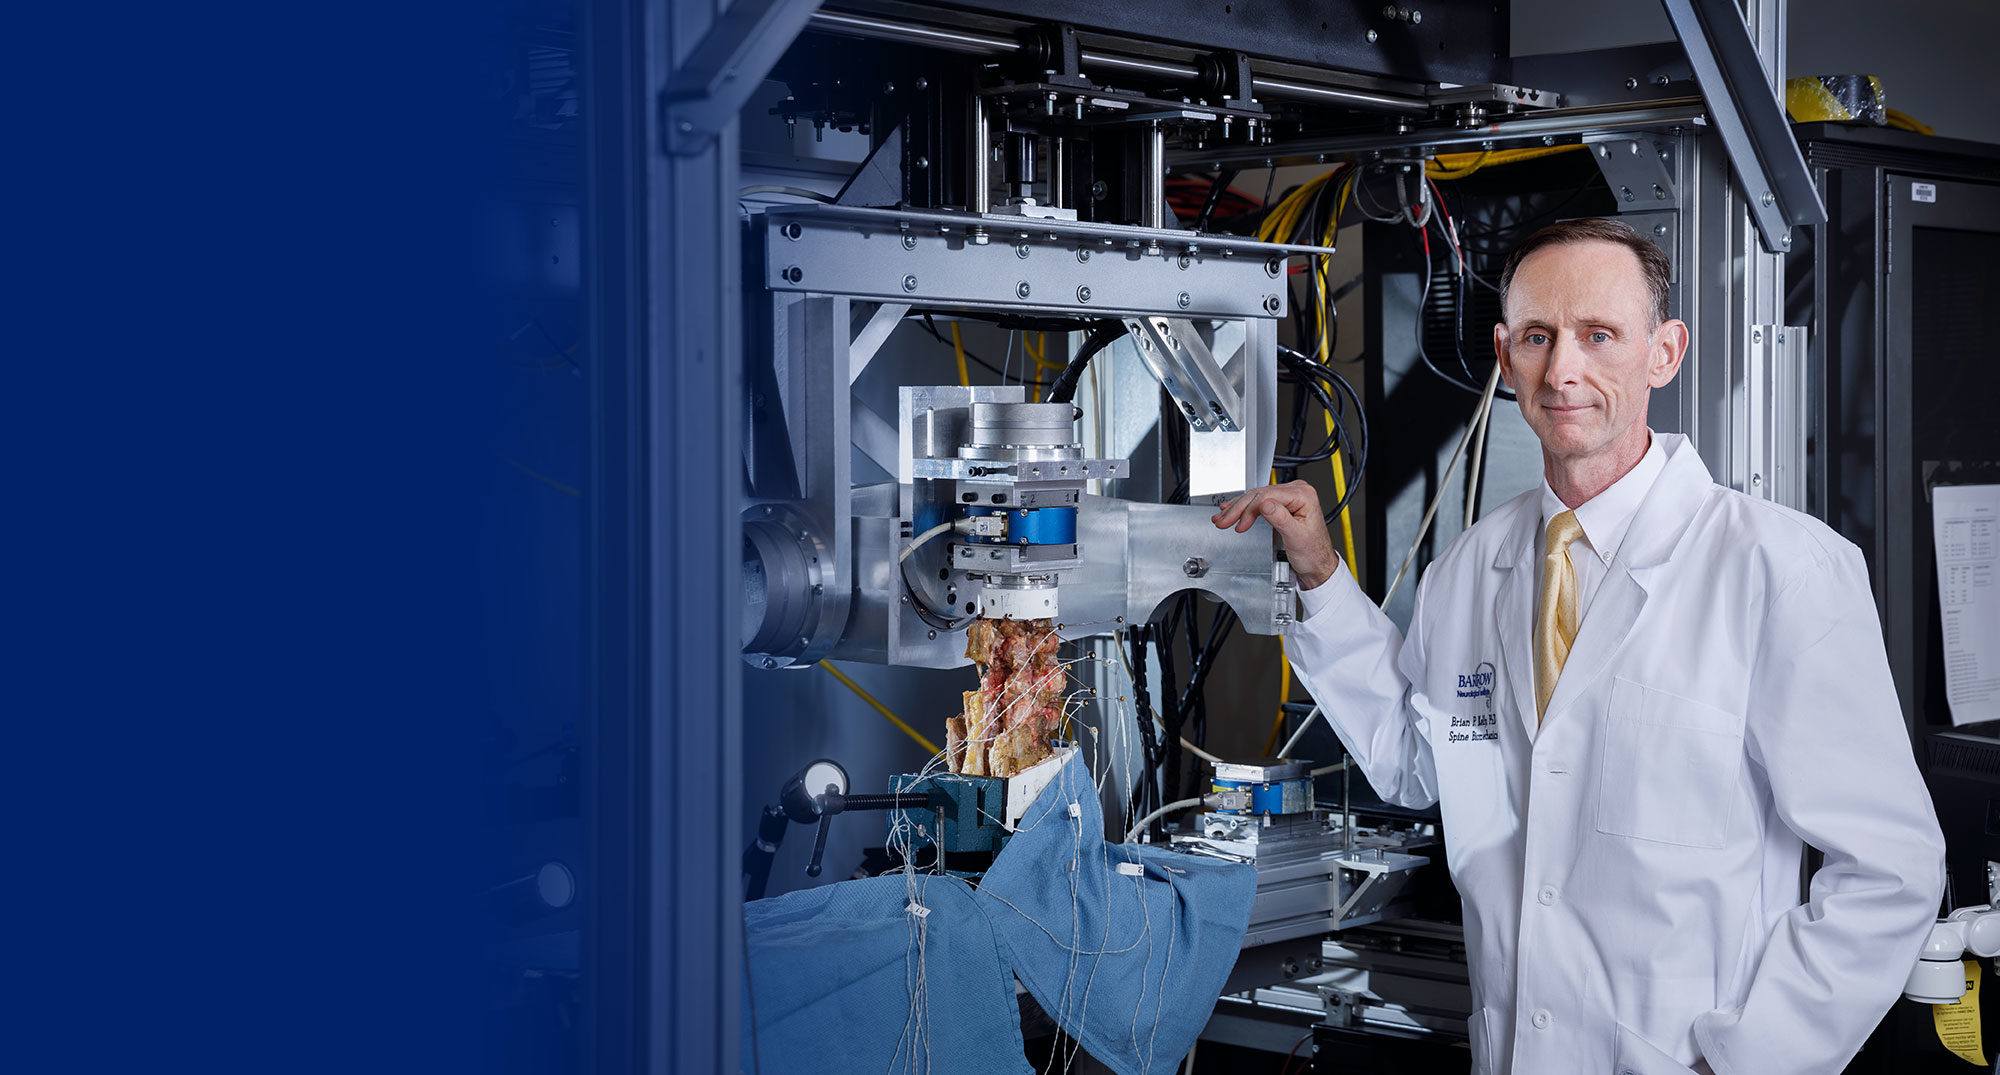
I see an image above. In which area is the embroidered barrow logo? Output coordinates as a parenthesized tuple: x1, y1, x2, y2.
(1455, 661, 1497, 700)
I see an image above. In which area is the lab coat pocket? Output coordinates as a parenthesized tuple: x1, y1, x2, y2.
(1596, 677, 1744, 849)
(1613, 1023, 1698, 1075)
(1465, 1006, 1496, 1075)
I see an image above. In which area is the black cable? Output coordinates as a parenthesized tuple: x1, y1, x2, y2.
(1126, 627, 1160, 826)
(1153, 628, 1183, 808)
(1045, 321, 1129, 403)
(1179, 594, 1204, 747)
(1175, 607, 1238, 721)
(1194, 167, 1240, 233)
(1415, 219, 1516, 402)
(1277, 345, 1369, 521)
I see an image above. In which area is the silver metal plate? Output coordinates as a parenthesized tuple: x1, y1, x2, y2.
(765, 204, 1305, 320)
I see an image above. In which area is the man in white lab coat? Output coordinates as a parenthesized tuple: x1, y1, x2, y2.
(1213, 217, 1945, 1074)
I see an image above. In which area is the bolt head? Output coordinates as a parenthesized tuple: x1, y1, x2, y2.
(1366, 29, 1378, 42)
(902, 233, 918, 250)
(901, 274, 918, 292)
(1760, 190, 1776, 207)
(1624, 77, 1640, 90)
(1653, 223, 1668, 236)
(1017, 281, 1032, 298)
(1076, 247, 1091, 263)
(1075, 285, 1092, 303)
(1016, 243, 1030, 259)
(1177, 291, 1191, 309)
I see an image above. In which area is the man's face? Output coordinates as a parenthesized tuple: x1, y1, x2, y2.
(1494, 239, 1688, 464)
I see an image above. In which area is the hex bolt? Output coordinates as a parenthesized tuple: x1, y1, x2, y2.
(1177, 291, 1191, 309)
(1183, 556, 1209, 578)
(902, 274, 919, 292)
(1076, 285, 1092, 303)
(1016, 281, 1032, 299)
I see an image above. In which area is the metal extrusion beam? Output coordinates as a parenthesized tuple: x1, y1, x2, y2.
(847, 301, 909, 385)
(1173, 100, 1706, 168)
(804, 9, 1428, 113)
(1658, 0, 1825, 252)
(764, 203, 1311, 322)
(661, 0, 825, 156)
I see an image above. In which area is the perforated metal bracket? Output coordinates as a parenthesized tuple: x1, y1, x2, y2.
(1121, 316, 1244, 433)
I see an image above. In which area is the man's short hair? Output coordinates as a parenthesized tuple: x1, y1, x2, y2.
(1499, 217, 1672, 326)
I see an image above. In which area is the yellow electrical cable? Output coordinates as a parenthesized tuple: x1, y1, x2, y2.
(1427, 144, 1583, 180)
(1266, 650, 1293, 756)
(1886, 108, 1935, 136)
(949, 321, 970, 387)
(820, 661, 941, 756)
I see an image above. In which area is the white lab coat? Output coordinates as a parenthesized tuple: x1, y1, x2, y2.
(1288, 433, 1945, 1075)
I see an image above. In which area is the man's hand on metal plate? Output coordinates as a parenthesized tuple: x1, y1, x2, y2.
(1211, 480, 1341, 592)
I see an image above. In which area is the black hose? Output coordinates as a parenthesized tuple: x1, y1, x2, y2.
(1194, 168, 1240, 233)
(1044, 321, 1130, 403)
(1127, 627, 1160, 826)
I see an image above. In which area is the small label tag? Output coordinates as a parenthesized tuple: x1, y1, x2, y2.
(1067, 802, 1082, 819)
(906, 901, 930, 919)
(1115, 861, 1144, 877)
(1913, 181, 1938, 203)
(1935, 959, 1985, 1065)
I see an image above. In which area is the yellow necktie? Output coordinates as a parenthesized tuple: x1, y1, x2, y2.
(1534, 510, 1585, 723)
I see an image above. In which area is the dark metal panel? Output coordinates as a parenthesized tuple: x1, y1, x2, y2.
(889, 0, 1507, 87)
(1883, 176, 2000, 738)
(585, 0, 783, 1068)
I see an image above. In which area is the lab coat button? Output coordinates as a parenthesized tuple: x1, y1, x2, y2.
(1531, 1009, 1551, 1030)
(1537, 885, 1558, 905)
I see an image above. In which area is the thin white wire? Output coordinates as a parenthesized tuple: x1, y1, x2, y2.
(898, 520, 955, 563)
(1383, 359, 1503, 606)
(1464, 386, 1495, 529)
